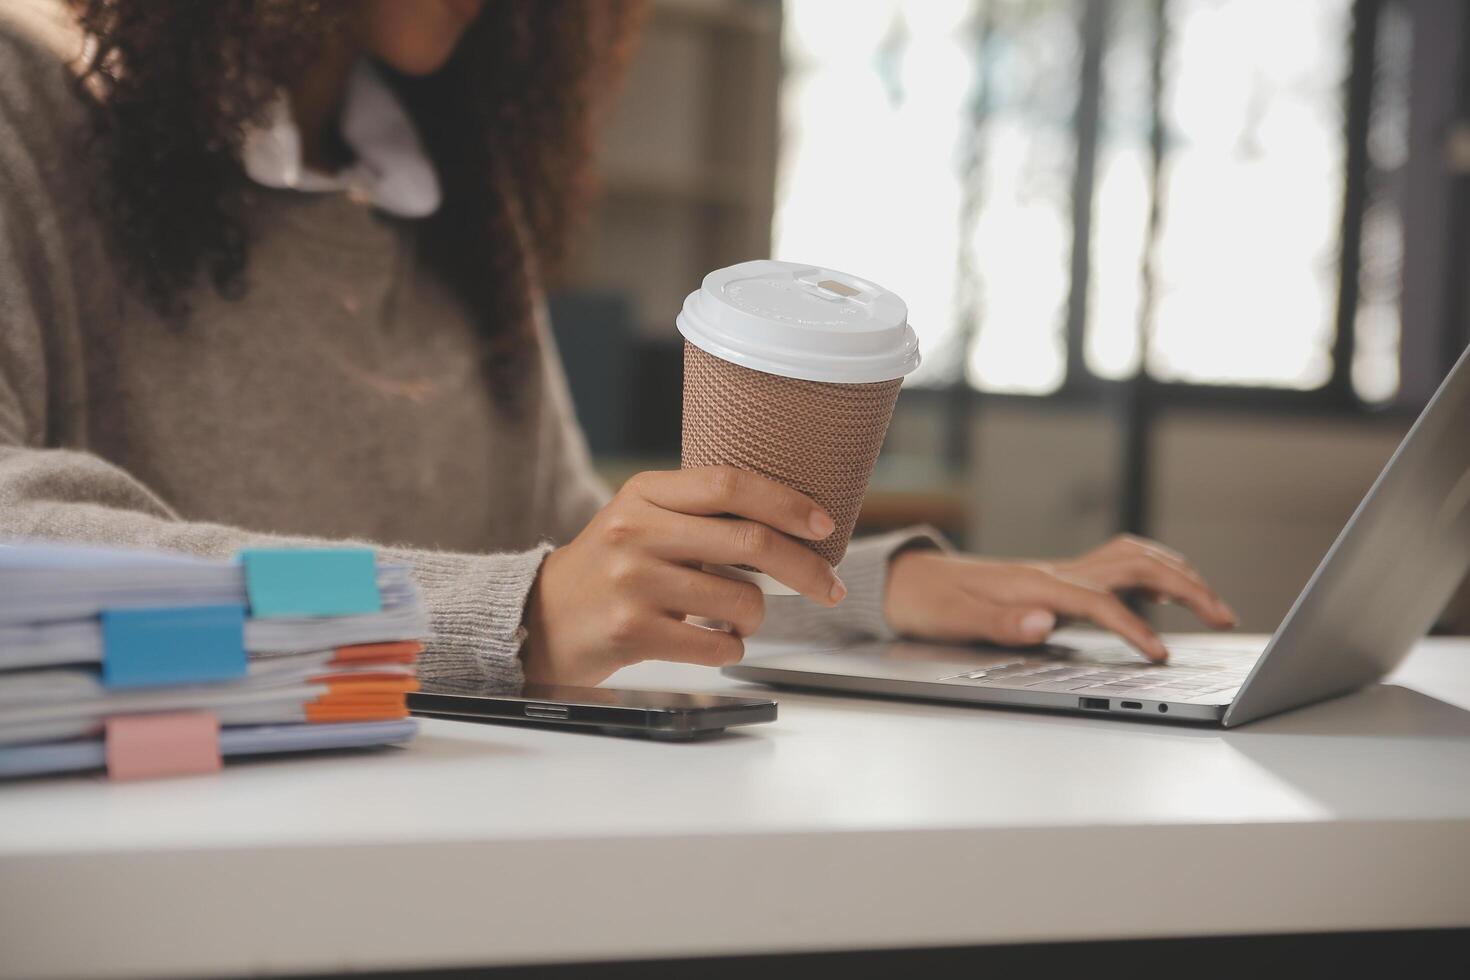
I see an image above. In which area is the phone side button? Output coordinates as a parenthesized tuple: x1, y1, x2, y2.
(524, 704, 571, 720)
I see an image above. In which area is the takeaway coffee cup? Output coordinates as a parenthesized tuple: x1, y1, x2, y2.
(677, 260, 921, 595)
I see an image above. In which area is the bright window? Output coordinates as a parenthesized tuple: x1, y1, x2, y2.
(773, 0, 1406, 400)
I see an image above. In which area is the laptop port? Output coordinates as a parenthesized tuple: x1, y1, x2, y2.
(1121, 701, 1143, 710)
(1078, 697, 1110, 710)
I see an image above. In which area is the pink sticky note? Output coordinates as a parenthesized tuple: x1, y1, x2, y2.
(106, 711, 222, 781)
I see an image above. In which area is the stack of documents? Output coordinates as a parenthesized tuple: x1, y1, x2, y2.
(0, 541, 428, 780)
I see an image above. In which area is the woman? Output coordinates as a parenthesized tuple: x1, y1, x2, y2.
(0, 0, 1236, 692)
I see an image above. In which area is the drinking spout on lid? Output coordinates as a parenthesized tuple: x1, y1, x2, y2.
(800, 274, 867, 305)
(816, 278, 860, 297)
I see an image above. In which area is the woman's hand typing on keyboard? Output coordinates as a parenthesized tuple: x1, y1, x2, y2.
(882, 535, 1238, 663)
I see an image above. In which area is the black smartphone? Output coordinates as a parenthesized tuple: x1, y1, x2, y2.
(407, 683, 777, 740)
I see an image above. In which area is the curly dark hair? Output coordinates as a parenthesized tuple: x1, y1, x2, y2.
(69, 0, 647, 406)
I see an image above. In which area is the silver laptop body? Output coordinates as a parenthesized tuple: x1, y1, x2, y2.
(725, 343, 1470, 728)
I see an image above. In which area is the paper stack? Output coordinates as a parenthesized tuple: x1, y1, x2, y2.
(0, 541, 428, 780)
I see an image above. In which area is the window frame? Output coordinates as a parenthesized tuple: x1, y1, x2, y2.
(957, 0, 1384, 409)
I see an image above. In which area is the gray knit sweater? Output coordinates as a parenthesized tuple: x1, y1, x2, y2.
(0, 6, 932, 691)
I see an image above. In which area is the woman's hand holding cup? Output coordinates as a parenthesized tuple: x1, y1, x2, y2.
(521, 465, 844, 687)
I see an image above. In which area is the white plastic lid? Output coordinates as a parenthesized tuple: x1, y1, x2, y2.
(676, 260, 921, 384)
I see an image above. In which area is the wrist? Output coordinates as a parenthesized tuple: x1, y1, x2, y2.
(884, 544, 938, 630)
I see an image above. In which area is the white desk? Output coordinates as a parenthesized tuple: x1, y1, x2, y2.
(3, 634, 1470, 979)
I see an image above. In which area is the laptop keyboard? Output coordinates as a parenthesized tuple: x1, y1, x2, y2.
(940, 647, 1255, 701)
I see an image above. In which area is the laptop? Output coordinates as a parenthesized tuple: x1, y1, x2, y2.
(725, 343, 1470, 727)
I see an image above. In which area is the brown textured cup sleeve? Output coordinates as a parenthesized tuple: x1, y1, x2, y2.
(681, 342, 902, 565)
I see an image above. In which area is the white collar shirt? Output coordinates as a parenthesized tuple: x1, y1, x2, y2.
(240, 58, 442, 218)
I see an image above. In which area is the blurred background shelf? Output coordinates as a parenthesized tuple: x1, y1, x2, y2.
(561, 0, 779, 339)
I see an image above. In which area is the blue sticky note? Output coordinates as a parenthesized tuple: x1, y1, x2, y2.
(239, 548, 382, 618)
(101, 605, 247, 689)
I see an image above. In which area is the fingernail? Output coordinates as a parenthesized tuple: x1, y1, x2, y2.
(1151, 639, 1169, 661)
(1021, 611, 1056, 640)
(1217, 599, 1239, 624)
(810, 510, 835, 538)
(829, 575, 847, 604)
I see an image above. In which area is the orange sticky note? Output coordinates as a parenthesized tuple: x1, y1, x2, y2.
(305, 703, 410, 722)
(332, 641, 422, 665)
(105, 712, 222, 782)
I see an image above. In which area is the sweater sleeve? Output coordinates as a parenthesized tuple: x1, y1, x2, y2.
(0, 31, 548, 694)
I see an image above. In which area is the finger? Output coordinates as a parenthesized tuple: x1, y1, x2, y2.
(1013, 573, 1168, 662)
(649, 563, 766, 637)
(641, 616, 747, 667)
(626, 466, 834, 541)
(1091, 556, 1238, 629)
(888, 575, 1060, 645)
(957, 597, 1058, 646)
(1103, 533, 1186, 565)
(647, 511, 844, 606)
(1106, 536, 1221, 599)
(1090, 537, 1232, 615)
